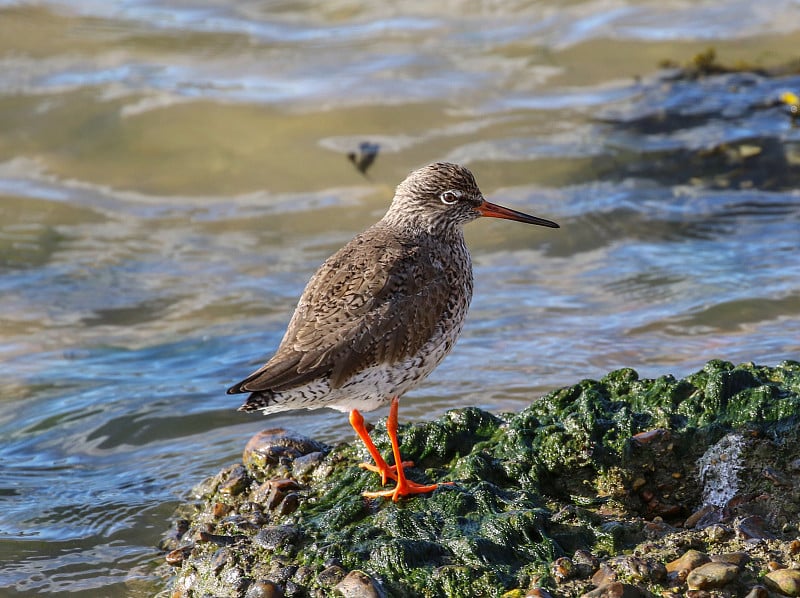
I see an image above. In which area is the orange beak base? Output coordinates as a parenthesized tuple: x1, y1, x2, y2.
(477, 200, 559, 228)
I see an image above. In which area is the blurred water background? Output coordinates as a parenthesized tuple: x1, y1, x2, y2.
(1, 1, 799, 595)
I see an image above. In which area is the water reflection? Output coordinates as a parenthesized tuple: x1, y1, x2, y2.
(1, 0, 800, 595)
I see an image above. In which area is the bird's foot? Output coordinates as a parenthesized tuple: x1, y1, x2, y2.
(357, 460, 414, 485)
(363, 479, 451, 502)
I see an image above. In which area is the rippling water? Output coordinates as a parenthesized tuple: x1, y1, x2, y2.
(2, 1, 800, 595)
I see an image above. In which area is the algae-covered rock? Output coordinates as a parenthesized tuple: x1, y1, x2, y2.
(161, 360, 800, 597)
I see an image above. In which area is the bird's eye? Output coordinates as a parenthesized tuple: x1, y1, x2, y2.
(440, 190, 462, 205)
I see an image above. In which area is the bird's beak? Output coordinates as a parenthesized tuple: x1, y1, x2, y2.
(477, 199, 560, 228)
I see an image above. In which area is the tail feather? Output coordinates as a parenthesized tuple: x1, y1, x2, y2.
(237, 390, 279, 413)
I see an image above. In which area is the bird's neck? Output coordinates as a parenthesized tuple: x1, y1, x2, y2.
(381, 205, 465, 243)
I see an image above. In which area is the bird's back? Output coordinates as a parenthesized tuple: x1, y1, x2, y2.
(229, 221, 473, 413)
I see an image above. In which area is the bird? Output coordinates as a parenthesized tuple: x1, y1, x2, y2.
(228, 162, 559, 501)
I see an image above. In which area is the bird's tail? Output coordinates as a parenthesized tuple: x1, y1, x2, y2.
(236, 390, 287, 414)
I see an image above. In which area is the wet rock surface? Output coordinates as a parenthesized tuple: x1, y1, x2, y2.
(159, 360, 800, 597)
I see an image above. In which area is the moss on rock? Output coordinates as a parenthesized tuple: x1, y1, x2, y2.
(160, 360, 800, 597)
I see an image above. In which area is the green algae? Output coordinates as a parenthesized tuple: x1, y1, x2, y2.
(164, 360, 800, 597)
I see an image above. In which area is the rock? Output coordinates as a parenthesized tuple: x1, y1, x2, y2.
(317, 564, 347, 586)
(736, 516, 777, 540)
(686, 562, 739, 590)
(711, 552, 749, 568)
(580, 582, 648, 598)
(219, 464, 251, 496)
(293, 451, 326, 478)
(245, 580, 284, 598)
(243, 429, 328, 471)
(666, 549, 710, 574)
(165, 545, 193, 566)
(252, 525, 300, 552)
(334, 570, 386, 598)
(743, 585, 769, 598)
(162, 360, 800, 598)
(551, 556, 574, 582)
(764, 568, 800, 596)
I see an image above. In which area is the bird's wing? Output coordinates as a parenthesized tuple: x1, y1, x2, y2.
(228, 232, 453, 394)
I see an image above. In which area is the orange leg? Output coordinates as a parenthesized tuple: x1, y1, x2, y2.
(362, 397, 441, 502)
(349, 408, 412, 486)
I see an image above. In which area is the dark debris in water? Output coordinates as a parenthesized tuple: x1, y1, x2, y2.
(160, 360, 800, 597)
(587, 49, 800, 193)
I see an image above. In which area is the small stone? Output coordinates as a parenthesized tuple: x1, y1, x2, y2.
(767, 561, 784, 572)
(219, 465, 251, 496)
(197, 531, 245, 546)
(631, 477, 646, 491)
(683, 505, 716, 529)
(736, 516, 777, 540)
(631, 428, 670, 445)
(764, 569, 800, 596)
(245, 580, 284, 598)
(211, 547, 230, 573)
(243, 429, 328, 471)
(704, 523, 732, 542)
(710, 552, 749, 568)
(213, 502, 232, 518)
(278, 492, 299, 516)
(743, 585, 769, 598)
(252, 525, 299, 551)
(580, 582, 648, 598)
(317, 564, 347, 586)
(334, 569, 386, 598)
(292, 451, 326, 477)
(573, 549, 599, 579)
(165, 545, 193, 566)
(552, 557, 574, 582)
(686, 562, 739, 590)
(790, 540, 800, 555)
(591, 564, 616, 586)
(666, 549, 710, 574)
(525, 589, 554, 597)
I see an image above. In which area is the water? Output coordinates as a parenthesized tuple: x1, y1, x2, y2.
(2, 1, 800, 595)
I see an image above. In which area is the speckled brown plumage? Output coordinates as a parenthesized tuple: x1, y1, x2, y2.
(227, 162, 558, 500)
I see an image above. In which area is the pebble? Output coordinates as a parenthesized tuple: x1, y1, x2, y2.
(743, 585, 769, 598)
(685, 562, 739, 590)
(736, 516, 777, 540)
(165, 545, 193, 566)
(219, 465, 251, 496)
(580, 582, 648, 598)
(243, 429, 328, 470)
(683, 505, 716, 529)
(211, 547, 231, 573)
(244, 580, 284, 598)
(551, 556, 574, 582)
(525, 588, 554, 597)
(711, 552, 749, 568)
(334, 569, 386, 598)
(213, 502, 232, 518)
(292, 451, 326, 478)
(666, 549, 710, 574)
(197, 531, 246, 546)
(764, 568, 800, 596)
(252, 525, 300, 551)
(317, 564, 347, 586)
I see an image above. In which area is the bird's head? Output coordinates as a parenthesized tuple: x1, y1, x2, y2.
(387, 162, 559, 233)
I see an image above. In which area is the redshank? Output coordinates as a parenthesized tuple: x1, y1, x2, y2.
(228, 162, 559, 501)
